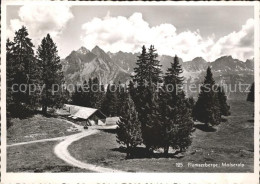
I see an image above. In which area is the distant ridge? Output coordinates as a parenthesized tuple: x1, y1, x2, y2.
(62, 46, 254, 85)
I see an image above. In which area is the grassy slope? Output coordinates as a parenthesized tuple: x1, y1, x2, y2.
(7, 114, 79, 144)
(7, 141, 89, 172)
(69, 100, 254, 172)
(7, 114, 88, 172)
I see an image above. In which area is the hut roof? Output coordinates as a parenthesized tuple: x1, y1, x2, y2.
(64, 104, 106, 120)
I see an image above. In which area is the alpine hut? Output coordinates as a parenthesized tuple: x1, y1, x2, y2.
(64, 104, 106, 126)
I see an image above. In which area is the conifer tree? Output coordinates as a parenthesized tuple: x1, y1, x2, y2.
(160, 55, 193, 154)
(217, 86, 231, 116)
(187, 97, 195, 111)
(11, 26, 36, 108)
(6, 38, 15, 118)
(133, 45, 148, 87)
(131, 45, 163, 153)
(147, 45, 162, 85)
(247, 82, 254, 102)
(128, 80, 136, 98)
(141, 89, 162, 152)
(116, 81, 127, 116)
(96, 83, 105, 110)
(91, 77, 101, 108)
(101, 84, 118, 116)
(72, 85, 84, 106)
(36, 34, 65, 114)
(116, 94, 142, 157)
(7, 26, 38, 117)
(7, 38, 15, 127)
(193, 67, 221, 126)
(165, 55, 184, 85)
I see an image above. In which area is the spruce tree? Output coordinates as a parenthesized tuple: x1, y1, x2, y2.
(136, 88, 162, 152)
(131, 45, 163, 153)
(147, 45, 162, 85)
(6, 38, 16, 127)
(6, 26, 38, 117)
(36, 34, 65, 114)
(217, 86, 231, 116)
(91, 77, 101, 109)
(11, 26, 36, 108)
(97, 83, 105, 109)
(187, 97, 195, 111)
(193, 67, 221, 126)
(81, 80, 90, 106)
(247, 82, 254, 102)
(165, 55, 184, 85)
(101, 84, 118, 116)
(116, 94, 142, 157)
(133, 45, 148, 87)
(160, 55, 193, 154)
(116, 82, 128, 116)
(72, 85, 84, 106)
(6, 38, 15, 118)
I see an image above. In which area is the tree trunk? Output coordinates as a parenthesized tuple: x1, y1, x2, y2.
(42, 105, 47, 114)
(180, 147, 183, 153)
(126, 144, 130, 158)
(164, 145, 169, 156)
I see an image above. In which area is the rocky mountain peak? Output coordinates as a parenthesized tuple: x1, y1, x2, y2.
(91, 45, 105, 56)
(192, 57, 207, 63)
(77, 46, 90, 55)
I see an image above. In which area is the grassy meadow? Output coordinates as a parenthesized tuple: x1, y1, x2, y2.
(68, 100, 254, 172)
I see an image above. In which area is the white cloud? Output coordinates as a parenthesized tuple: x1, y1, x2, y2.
(81, 13, 254, 61)
(7, 5, 73, 46)
(209, 18, 254, 61)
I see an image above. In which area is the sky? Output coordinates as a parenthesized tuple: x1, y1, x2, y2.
(6, 5, 254, 61)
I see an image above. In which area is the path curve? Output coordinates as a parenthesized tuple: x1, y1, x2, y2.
(54, 129, 124, 173)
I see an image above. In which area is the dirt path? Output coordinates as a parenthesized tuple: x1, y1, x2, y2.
(7, 136, 67, 147)
(54, 129, 124, 173)
(8, 116, 122, 173)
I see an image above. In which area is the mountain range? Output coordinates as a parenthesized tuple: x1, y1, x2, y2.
(61, 46, 254, 85)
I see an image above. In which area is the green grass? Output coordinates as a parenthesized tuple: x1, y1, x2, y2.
(7, 114, 80, 144)
(68, 100, 254, 172)
(7, 141, 90, 172)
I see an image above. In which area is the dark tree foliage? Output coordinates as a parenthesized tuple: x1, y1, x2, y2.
(101, 84, 118, 116)
(71, 77, 105, 109)
(186, 97, 195, 111)
(193, 67, 221, 126)
(7, 39, 15, 128)
(160, 55, 193, 154)
(84, 77, 104, 109)
(116, 94, 142, 157)
(164, 55, 184, 86)
(71, 85, 84, 106)
(247, 82, 254, 102)
(133, 45, 148, 87)
(6, 26, 37, 119)
(97, 83, 106, 110)
(131, 45, 163, 152)
(6, 38, 15, 118)
(217, 86, 231, 116)
(128, 80, 136, 99)
(37, 34, 65, 114)
(141, 88, 162, 151)
(116, 82, 128, 116)
(147, 45, 162, 85)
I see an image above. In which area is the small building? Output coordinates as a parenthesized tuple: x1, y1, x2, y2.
(64, 104, 106, 126)
(105, 117, 120, 125)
